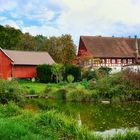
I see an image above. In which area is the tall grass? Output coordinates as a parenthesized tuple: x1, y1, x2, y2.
(0, 102, 140, 139)
(0, 103, 95, 140)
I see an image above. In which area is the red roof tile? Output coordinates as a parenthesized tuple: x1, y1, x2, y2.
(2, 49, 55, 65)
(80, 36, 140, 58)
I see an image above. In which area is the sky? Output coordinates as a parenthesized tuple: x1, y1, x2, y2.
(0, 0, 140, 45)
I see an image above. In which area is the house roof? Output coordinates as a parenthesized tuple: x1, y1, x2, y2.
(80, 36, 140, 58)
(1, 49, 55, 65)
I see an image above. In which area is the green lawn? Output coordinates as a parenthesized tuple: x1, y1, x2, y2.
(18, 80, 47, 93)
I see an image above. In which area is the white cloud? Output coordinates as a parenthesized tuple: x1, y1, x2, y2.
(0, 0, 17, 12)
(56, 0, 140, 43)
(0, 20, 20, 29)
(22, 25, 61, 36)
(8, 1, 57, 22)
(1, 0, 140, 45)
(0, 16, 23, 29)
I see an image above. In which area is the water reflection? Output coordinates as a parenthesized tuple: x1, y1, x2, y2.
(26, 99, 140, 131)
(95, 127, 139, 136)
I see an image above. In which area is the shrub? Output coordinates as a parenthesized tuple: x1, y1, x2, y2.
(37, 64, 52, 83)
(64, 64, 81, 81)
(98, 66, 112, 75)
(66, 85, 92, 102)
(81, 79, 89, 89)
(67, 74, 74, 83)
(82, 69, 98, 81)
(89, 70, 140, 101)
(0, 79, 25, 104)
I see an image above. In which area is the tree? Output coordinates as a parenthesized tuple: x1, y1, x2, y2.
(0, 25, 76, 64)
(51, 64, 64, 83)
(60, 34, 76, 64)
(47, 34, 76, 64)
(0, 25, 22, 50)
(17, 33, 36, 51)
(34, 35, 48, 51)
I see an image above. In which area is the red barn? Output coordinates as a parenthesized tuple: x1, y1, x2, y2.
(0, 48, 55, 79)
(77, 36, 140, 73)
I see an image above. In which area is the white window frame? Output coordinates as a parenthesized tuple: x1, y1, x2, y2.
(106, 59, 110, 64)
(117, 59, 121, 64)
(122, 59, 126, 64)
(112, 59, 116, 64)
(128, 59, 132, 64)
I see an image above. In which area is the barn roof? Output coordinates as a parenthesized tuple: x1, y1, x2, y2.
(1, 49, 55, 65)
(80, 36, 140, 58)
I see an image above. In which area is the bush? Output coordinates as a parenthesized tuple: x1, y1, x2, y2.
(67, 74, 74, 83)
(88, 71, 140, 101)
(98, 66, 112, 75)
(37, 64, 81, 83)
(37, 64, 52, 83)
(81, 79, 89, 89)
(64, 64, 81, 82)
(82, 70, 98, 81)
(0, 79, 25, 104)
(66, 85, 92, 102)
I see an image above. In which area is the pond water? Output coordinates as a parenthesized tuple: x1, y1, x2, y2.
(25, 99, 140, 132)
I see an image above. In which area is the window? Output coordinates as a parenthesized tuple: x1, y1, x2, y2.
(122, 59, 126, 64)
(88, 59, 92, 65)
(128, 59, 132, 64)
(101, 59, 105, 64)
(117, 59, 121, 64)
(112, 59, 116, 64)
(106, 59, 110, 64)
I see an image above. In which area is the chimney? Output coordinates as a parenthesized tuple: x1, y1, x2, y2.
(135, 35, 139, 63)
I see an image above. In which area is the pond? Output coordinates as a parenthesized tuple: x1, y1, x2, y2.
(25, 99, 140, 133)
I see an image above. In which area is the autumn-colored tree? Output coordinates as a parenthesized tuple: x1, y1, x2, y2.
(17, 33, 37, 51)
(46, 34, 76, 64)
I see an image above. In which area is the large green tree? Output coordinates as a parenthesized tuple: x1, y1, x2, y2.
(0, 25, 22, 49)
(34, 35, 48, 51)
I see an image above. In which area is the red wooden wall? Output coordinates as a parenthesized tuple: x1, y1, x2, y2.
(0, 50, 12, 79)
(13, 65, 36, 78)
(0, 50, 37, 79)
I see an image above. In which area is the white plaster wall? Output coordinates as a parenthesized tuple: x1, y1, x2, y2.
(110, 66, 122, 73)
(123, 65, 140, 73)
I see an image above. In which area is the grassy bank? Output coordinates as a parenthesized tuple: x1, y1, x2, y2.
(0, 102, 95, 140)
(0, 102, 140, 140)
(16, 70, 140, 103)
(0, 79, 140, 139)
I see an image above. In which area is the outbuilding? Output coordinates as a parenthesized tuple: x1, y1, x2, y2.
(0, 48, 55, 79)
